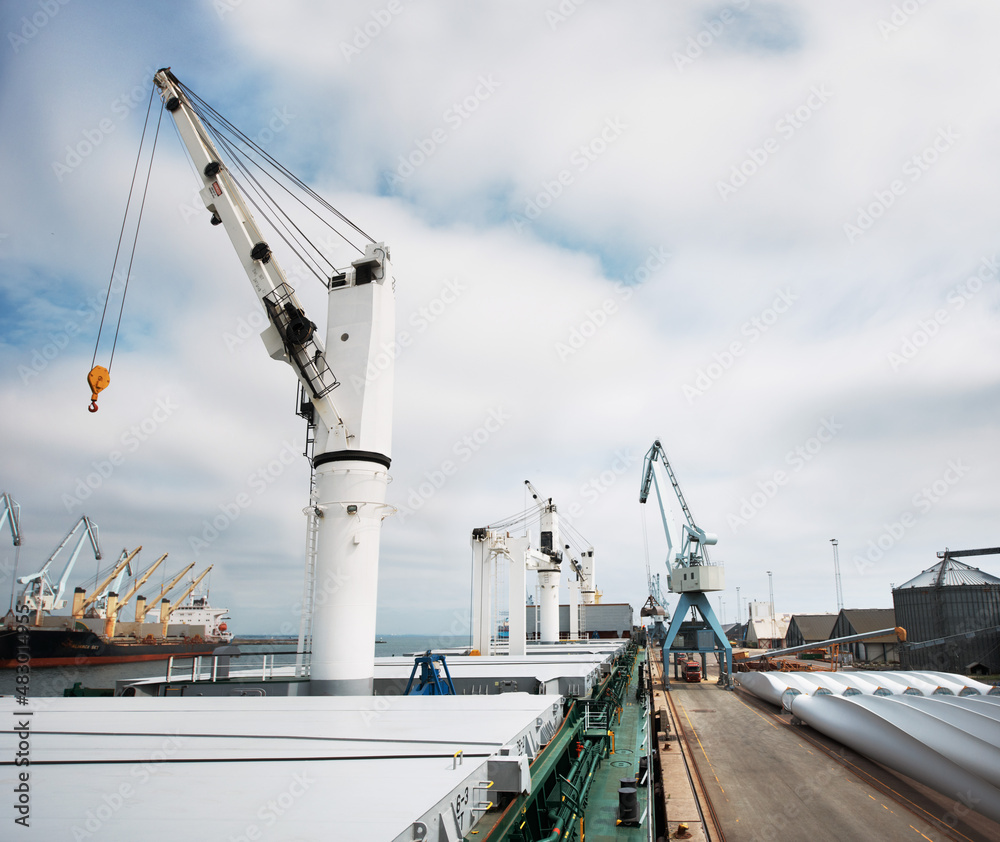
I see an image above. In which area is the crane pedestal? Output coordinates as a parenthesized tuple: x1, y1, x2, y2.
(660, 591, 733, 689)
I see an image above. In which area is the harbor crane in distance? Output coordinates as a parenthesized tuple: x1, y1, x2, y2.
(0, 492, 22, 548)
(158, 566, 213, 636)
(18, 515, 101, 623)
(140, 561, 197, 622)
(72, 547, 140, 619)
(639, 440, 732, 687)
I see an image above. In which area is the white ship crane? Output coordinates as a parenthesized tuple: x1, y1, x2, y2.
(523, 480, 563, 643)
(639, 440, 732, 684)
(17, 515, 101, 623)
(153, 69, 396, 694)
(472, 481, 599, 651)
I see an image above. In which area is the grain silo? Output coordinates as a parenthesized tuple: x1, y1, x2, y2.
(892, 547, 1000, 675)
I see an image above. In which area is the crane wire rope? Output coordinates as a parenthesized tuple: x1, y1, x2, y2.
(208, 126, 332, 286)
(86, 86, 162, 412)
(176, 80, 373, 256)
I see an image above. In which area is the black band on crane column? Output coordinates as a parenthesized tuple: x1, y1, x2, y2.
(313, 450, 391, 470)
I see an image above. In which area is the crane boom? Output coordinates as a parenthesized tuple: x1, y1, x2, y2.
(639, 440, 716, 569)
(77, 547, 140, 614)
(153, 69, 344, 433)
(18, 515, 102, 613)
(155, 69, 397, 694)
(150, 561, 197, 604)
(0, 492, 22, 547)
(115, 553, 168, 612)
(159, 566, 212, 625)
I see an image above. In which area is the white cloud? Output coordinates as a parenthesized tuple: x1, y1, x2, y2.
(1, 0, 998, 636)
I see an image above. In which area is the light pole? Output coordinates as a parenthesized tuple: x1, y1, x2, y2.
(831, 538, 843, 611)
(736, 586, 741, 625)
(767, 570, 775, 648)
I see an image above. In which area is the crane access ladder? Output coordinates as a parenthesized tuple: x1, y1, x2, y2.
(295, 384, 318, 677)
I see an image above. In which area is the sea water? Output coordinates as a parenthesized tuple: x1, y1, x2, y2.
(0, 634, 472, 697)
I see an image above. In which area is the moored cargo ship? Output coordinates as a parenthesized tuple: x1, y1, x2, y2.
(0, 594, 232, 668)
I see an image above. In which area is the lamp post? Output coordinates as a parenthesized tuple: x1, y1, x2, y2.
(831, 538, 843, 611)
(767, 570, 775, 648)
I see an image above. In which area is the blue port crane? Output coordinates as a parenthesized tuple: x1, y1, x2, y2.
(639, 440, 732, 687)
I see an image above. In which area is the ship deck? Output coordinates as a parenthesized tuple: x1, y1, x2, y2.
(0, 694, 565, 840)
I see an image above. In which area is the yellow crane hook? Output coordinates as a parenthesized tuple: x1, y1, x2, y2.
(87, 366, 110, 412)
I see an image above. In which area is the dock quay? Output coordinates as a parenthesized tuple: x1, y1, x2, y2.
(653, 649, 1000, 841)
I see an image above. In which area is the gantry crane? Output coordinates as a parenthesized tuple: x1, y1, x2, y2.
(18, 515, 102, 623)
(640, 440, 732, 686)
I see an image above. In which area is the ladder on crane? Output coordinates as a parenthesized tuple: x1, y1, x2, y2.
(296, 384, 318, 677)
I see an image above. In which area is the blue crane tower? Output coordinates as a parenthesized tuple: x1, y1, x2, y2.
(639, 440, 732, 688)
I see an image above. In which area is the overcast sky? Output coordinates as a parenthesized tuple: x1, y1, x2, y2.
(1, 1, 998, 636)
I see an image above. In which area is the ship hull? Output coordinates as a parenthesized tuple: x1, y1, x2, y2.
(0, 627, 222, 668)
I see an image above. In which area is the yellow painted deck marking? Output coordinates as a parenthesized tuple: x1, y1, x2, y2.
(680, 702, 725, 794)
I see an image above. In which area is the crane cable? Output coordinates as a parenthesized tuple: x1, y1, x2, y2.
(87, 85, 163, 412)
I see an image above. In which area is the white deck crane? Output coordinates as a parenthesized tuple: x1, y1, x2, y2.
(18, 515, 101, 624)
(154, 69, 395, 694)
(523, 481, 563, 643)
(640, 440, 732, 686)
